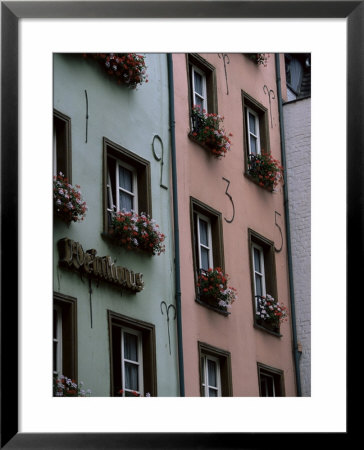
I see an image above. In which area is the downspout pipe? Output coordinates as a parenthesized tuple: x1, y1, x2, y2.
(167, 53, 185, 397)
(275, 54, 302, 397)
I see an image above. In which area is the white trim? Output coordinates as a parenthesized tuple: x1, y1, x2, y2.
(246, 107, 261, 155)
(108, 155, 138, 213)
(53, 304, 62, 377)
(252, 242, 266, 299)
(201, 354, 221, 397)
(120, 327, 143, 397)
(191, 64, 207, 112)
(196, 212, 213, 270)
(260, 372, 276, 397)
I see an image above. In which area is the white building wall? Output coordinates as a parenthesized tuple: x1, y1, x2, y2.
(283, 98, 311, 396)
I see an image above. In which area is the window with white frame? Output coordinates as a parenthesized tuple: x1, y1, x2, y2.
(188, 54, 217, 118)
(245, 107, 261, 156)
(249, 229, 278, 330)
(120, 327, 143, 397)
(201, 354, 221, 397)
(53, 304, 63, 377)
(53, 110, 72, 180)
(198, 342, 232, 397)
(258, 363, 284, 396)
(196, 212, 213, 271)
(53, 293, 77, 386)
(109, 310, 157, 397)
(107, 155, 138, 219)
(252, 242, 266, 299)
(103, 138, 151, 233)
(191, 65, 207, 111)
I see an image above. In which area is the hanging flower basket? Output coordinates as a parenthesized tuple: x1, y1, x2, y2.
(84, 53, 148, 89)
(255, 294, 288, 331)
(189, 106, 232, 158)
(247, 151, 284, 191)
(197, 267, 237, 310)
(53, 173, 87, 223)
(110, 210, 166, 256)
(246, 53, 269, 67)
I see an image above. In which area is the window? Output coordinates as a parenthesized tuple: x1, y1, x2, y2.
(108, 311, 157, 397)
(103, 138, 151, 232)
(53, 110, 71, 180)
(248, 229, 278, 330)
(242, 92, 269, 176)
(198, 342, 232, 397)
(196, 212, 213, 271)
(191, 197, 224, 281)
(187, 54, 217, 115)
(53, 292, 77, 382)
(257, 363, 285, 397)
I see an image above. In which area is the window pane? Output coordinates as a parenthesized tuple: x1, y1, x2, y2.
(248, 112, 256, 134)
(194, 71, 203, 95)
(200, 247, 210, 271)
(250, 135, 257, 155)
(124, 362, 139, 391)
(207, 359, 217, 387)
(253, 248, 261, 272)
(124, 332, 138, 361)
(255, 274, 263, 297)
(199, 219, 209, 246)
(209, 388, 218, 397)
(119, 166, 133, 192)
(120, 191, 133, 211)
(194, 95, 203, 110)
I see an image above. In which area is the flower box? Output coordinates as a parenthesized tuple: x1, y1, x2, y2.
(255, 294, 288, 333)
(85, 53, 148, 89)
(247, 152, 284, 191)
(246, 53, 269, 67)
(189, 106, 232, 158)
(110, 210, 165, 256)
(197, 267, 237, 312)
(53, 173, 87, 224)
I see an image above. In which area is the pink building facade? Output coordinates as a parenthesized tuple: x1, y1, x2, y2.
(173, 53, 297, 396)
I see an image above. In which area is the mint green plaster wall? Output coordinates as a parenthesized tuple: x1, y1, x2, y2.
(53, 53, 178, 396)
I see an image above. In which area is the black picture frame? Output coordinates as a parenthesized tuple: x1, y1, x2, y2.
(1, 1, 357, 448)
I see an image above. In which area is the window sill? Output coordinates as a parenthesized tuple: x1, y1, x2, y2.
(244, 172, 275, 192)
(254, 319, 281, 337)
(195, 297, 231, 316)
(101, 231, 154, 256)
(188, 133, 224, 159)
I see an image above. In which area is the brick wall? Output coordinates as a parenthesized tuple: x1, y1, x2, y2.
(283, 98, 311, 396)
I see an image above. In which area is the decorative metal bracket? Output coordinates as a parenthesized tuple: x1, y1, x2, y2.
(274, 211, 283, 252)
(160, 301, 176, 355)
(263, 85, 275, 128)
(218, 53, 230, 95)
(85, 89, 89, 143)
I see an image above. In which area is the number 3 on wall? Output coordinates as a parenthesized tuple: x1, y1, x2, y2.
(222, 177, 235, 224)
(274, 211, 283, 252)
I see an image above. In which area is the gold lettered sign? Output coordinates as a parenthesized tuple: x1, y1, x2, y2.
(58, 238, 144, 292)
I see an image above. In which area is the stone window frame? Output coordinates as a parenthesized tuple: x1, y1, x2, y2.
(108, 310, 157, 397)
(53, 292, 78, 383)
(103, 137, 152, 234)
(248, 228, 279, 334)
(257, 362, 285, 397)
(198, 341, 233, 397)
(53, 109, 72, 181)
